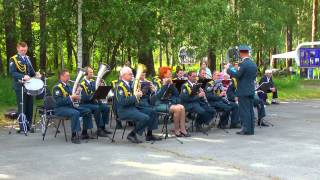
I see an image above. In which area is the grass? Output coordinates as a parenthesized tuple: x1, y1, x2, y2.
(274, 75, 320, 100)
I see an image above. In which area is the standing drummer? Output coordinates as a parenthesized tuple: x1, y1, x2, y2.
(9, 42, 36, 133)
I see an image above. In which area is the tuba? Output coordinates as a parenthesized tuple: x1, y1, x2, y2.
(95, 63, 110, 90)
(133, 63, 146, 103)
(72, 69, 85, 107)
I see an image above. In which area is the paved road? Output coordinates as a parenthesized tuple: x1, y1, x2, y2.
(0, 100, 320, 180)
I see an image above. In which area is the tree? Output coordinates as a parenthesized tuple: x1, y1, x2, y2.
(312, 0, 318, 42)
(3, 0, 17, 75)
(20, 0, 36, 70)
(39, 0, 47, 71)
(77, 0, 83, 69)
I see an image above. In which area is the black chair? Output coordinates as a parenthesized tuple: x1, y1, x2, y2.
(111, 96, 135, 142)
(41, 96, 68, 142)
(186, 112, 198, 132)
(157, 111, 172, 139)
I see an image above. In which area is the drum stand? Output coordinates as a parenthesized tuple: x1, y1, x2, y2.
(31, 75, 53, 135)
(10, 79, 28, 136)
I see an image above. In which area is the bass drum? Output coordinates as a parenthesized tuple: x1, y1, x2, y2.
(24, 78, 44, 96)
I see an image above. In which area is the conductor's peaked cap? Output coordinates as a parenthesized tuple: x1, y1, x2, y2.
(238, 45, 251, 51)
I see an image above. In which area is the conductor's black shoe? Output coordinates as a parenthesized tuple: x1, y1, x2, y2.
(71, 136, 81, 144)
(258, 121, 269, 127)
(146, 135, 162, 141)
(97, 129, 109, 137)
(230, 124, 241, 129)
(127, 133, 142, 144)
(236, 131, 253, 135)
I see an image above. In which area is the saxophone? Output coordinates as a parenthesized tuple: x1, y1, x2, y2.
(133, 64, 146, 103)
(72, 69, 85, 107)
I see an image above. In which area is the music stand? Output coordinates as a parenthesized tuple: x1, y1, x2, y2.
(198, 79, 211, 89)
(91, 86, 112, 101)
(256, 82, 272, 92)
(172, 79, 187, 93)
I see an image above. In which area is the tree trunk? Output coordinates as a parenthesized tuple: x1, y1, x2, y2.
(39, 0, 47, 71)
(159, 41, 162, 67)
(0, 47, 3, 75)
(312, 0, 318, 42)
(53, 32, 58, 69)
(20, 0, 36, 70)
(82, 12, 90, 68)
(66, 28, 73, 71)
(110, 39, 122, 70)
(286, 25, 293, 68)
(207, 47, 216, 72)
(138, 47, 156, 76)
(127, 47, 131, 64)
(3, 0, 17, 76)
(165, 42, 170, 66)
(272, 48, 277, 68)
(77, 0, 83, 69)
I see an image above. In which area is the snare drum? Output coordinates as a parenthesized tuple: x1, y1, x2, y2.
(24, 78, 44, 96)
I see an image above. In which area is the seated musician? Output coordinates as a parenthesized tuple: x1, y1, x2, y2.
(80, 66, 111, 137)
(253, 93, 268, 126)
(228, 74, 268, 127)
(174, 69, 188, 80)
(198, 69, 207, 80)
(180, 71, 215, 132)
(154, 67, 190, 137)
(206, 72, 240, 129)
(115, 67, 160, 143)
(258, 70, 279, 105)
(136, 72, 161, 141)
(52, 69, 94, 144)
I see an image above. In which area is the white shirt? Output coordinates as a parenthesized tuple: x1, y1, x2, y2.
(188, 80, 194, 87)
(122, 80, 130, 88)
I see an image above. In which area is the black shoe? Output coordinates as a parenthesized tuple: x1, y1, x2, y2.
(97, 129, 109, 137)
(174, 132, 183, 137)
(103, 129, 112, 134)
(127, 133, 142, 143)
(81, 134, 96, 140)
(71, 136, 81, 144)
(230, 124, 241, 129)
(180, 131, 191, 137)
(258, 120, 269, 127)
(146, 135, 162, 141)
(236, 131, 253, 135)
(271, 101, 279, 105)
